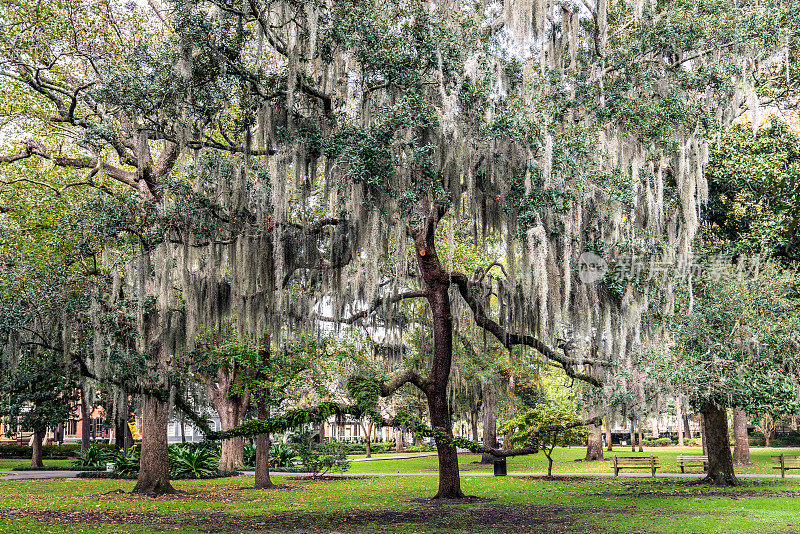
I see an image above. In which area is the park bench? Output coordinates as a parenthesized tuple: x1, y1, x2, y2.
(612, 455, 660, 477)
(677, 455, 708, 473)
(771, 454, 800, 478)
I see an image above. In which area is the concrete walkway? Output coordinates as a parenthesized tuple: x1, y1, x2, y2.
(0, 470, 81, 481)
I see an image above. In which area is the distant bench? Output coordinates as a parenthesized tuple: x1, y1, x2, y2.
(772, 454, 800, 478)
(677, 455, 708, 473)
(612, 455, 660, 477)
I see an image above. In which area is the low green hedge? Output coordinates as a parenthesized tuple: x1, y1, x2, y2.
(11, 466, 105, 472)
(0, 443, 117, 459)
(641, 437, 676, 447)
(748, 432, 800, 447)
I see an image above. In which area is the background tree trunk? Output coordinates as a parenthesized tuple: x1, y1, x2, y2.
(470, 407, 479, 444)
(132, 394, 175, 495)
(702, 402, 737, 485)
(637, 425, 644, 452)
(605, 424, 613, 451)
(210, 371, 249, 472)
(395, 427, 404, 452)
(683, 409, 691, 439)
(732, 406, 752, 466)
(254, 400, 274, 489)
(31, 430, 44, 468)
(80, 386, 90, 451)
(630, 422, 635, 452)
(701, 415, 708, 455)
(364, 420, 373, 458)
(584, 413, 604, 461)
(677, 404, 685, 446)
(480, 383, 497, 464)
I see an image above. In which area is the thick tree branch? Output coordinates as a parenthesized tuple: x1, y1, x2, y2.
(379, 368, 432, 396)
(316, 289, 426, 324)
(449, 271, 603, 387)
(0, 140, 139, 190)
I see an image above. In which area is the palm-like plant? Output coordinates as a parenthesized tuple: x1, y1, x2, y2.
(71, 445, 111, 468)
(168, 443, 219, 479)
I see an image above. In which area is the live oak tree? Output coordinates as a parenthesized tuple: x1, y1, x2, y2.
(668, 261, 800, 485)
(0, 349, 78, 467)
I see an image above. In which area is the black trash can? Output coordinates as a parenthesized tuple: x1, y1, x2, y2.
(493, 458, 507, 476)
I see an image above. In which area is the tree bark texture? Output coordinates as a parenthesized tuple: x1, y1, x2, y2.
(80, 386, 91, 451)
(732, 406, 752, 466)
(414, 209, 464, 499)
(254, 400, 274, 489)
(480, 382, 498, 464)
(132, 394, 175, 495)
(701, 402, 737, 485)
(209, 369, 249, 472)
(584, 415, 604, 461)
(31, 430, 44, 468)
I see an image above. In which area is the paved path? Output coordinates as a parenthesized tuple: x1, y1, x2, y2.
(0, 470, 81, 481)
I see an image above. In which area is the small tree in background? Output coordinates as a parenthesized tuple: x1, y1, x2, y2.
(0, 349, 78, 467)
(501, 402, 589, 478)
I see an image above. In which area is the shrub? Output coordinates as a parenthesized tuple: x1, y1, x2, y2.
(243, 442, 256, 466)
(110, 446, 141, 476)
(291, 432, 350, 477)
(71, 445, 113, 468)
(270, 442, 296, 468)
(402, 445, 434, 453)
(168, 443, 220, 479)
(641, 437, 675, 447)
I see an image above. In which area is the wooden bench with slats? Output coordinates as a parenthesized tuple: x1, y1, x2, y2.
(612, 455, 660, 477)
(772, 454, 800, 478)
(677, 455, 708, 473)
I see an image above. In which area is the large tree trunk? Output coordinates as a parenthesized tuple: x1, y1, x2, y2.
(364, 420, 373, 458)
(763, 415, 774, 447)
(732, 406, 752, 466)
(683, 407, 691, 439)
(701, 402, 736, 485)
(584, 411, 604, 461)
(124, 419, 134, 451)
(480, 383, 497, 464)
(470, 406, 479, 444)
(132, 394, 175, 495)
(701, 415, 708, 455)
(209, 370, 249, 472)
(677, 404, 685, 446)
(79, 386, 91, 451)
(415, 214, 463, 499)
(630, 421, 635, 452)
(31, 430, 44, 468)
(254, 400, 274, 489)
(637, 425, 644, 452)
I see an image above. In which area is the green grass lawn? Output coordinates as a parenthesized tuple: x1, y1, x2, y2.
(0, 459, 71, 471)
(1, 473, 800, 533)
(347, 446, 800, 475)
(1, 447, 799, 533)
